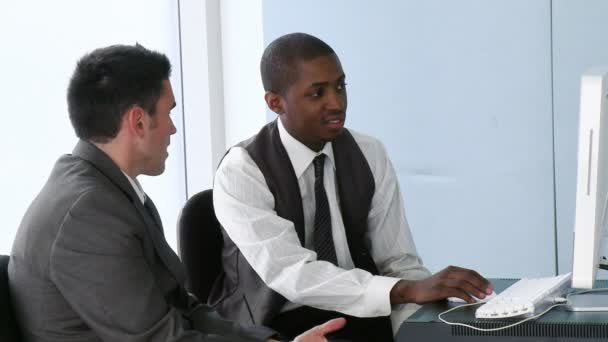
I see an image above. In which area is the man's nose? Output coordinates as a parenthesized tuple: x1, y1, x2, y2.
(170, 118, 177, 135)
(325, 90, 345, 111)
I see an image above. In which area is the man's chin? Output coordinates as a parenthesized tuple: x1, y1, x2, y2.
(143, 165, 166, 177)
(324, 127, 345, 141)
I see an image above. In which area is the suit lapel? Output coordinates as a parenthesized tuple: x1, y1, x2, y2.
(133, 196, 186, 284)
(72, 140, 186, 285)
(144, 196, 164, 232)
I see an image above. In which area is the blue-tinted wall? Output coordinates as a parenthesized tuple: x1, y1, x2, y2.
(262, 0, 608, 277)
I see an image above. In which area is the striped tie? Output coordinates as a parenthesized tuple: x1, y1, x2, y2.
(313, 154, 338, 264)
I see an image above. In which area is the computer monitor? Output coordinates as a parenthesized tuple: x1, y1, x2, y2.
(571, 68, 608, 292)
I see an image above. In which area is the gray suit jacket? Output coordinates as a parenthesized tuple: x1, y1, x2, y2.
(8, 140, 275, 342)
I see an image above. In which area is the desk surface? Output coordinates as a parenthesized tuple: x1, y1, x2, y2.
(396, 279, 608, 341)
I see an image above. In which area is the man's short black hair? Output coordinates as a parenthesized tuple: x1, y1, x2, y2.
(260, 32, 335, 95)
(67, 44, 171, 143)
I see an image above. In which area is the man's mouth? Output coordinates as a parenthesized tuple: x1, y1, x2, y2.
(324, 117, 345, 129)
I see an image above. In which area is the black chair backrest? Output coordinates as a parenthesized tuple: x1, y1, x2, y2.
(177, 189, 224, 303)
(1, 255, 22, 342)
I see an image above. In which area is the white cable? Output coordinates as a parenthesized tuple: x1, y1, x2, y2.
(437, 302, 568, 332)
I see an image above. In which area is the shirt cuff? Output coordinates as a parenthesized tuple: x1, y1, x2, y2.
(360, 275, 401, 317)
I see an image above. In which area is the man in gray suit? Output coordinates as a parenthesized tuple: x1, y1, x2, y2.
(8, 44, 344, 342)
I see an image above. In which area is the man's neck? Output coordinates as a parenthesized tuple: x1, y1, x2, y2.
(92, 140, 139, 178)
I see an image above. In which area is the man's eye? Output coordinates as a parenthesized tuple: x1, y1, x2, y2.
(337, 82, 347, 92)
(311, 88, 324, 97)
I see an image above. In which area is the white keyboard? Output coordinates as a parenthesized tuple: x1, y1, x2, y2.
(476, 273, 571, 319)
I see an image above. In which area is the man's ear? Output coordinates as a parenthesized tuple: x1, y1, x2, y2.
(123, 105, 147, 137)
(264, 91, 285, 115)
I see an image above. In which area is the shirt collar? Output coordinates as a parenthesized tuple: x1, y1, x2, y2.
(277, 118, 335, 179)
(121, 170, 146, 204)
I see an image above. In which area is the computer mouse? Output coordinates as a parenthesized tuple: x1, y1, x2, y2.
(447, 291, 497, 303)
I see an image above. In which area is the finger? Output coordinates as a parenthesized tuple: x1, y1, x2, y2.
(443, 266, 493, 294)
(443, 278, 486, 300)
(314, 317, 347, 335)
(444, 266, 485, 281)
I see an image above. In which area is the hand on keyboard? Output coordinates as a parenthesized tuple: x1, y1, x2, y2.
(390, 265, 494, 305)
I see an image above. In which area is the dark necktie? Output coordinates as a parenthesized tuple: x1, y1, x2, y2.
(313, 154, 338, 264)
(144, 195, 164, 232)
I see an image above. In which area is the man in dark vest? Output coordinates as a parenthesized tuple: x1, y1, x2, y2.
(211, 33, 493, 341)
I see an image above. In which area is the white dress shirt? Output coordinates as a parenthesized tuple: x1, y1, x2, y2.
(120, 170, 146, 204)
(121, 170, 145, 204)
(213, 119, 431, 317)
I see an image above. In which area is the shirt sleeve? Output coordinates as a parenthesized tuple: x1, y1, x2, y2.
(213, 147, 401, 317)
(363, 138, 432, 282)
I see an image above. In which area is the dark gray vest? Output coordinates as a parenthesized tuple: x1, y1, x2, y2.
(209, 120, 379, 326)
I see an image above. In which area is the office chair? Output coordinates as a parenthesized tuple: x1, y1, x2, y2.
(177, 189, 224, 303)
(1, 255, 22, 342)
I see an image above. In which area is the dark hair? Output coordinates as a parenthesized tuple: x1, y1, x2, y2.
(67, 44, 171, 143)
(260, 32, 335, 95)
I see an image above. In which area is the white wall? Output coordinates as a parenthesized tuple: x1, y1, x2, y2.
(178, 0, 225, 195)
(177, 0, 267, 196)
(0, 0, 268, 254)
(0, 1, 187, 253)
(220, 0, 267, 148)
